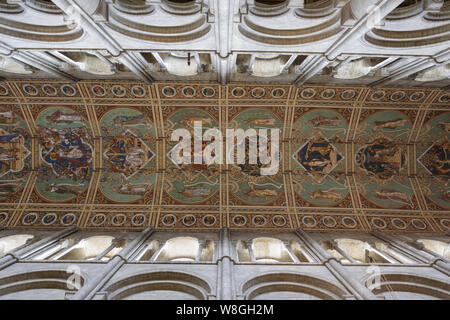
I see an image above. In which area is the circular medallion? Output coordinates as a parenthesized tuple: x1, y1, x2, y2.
(111, 85, 126, 97)
(409, 91, 425, 102)
(252, 215, 267, 227)
(271, 88, 286, 98)
(301, 88, 316, 99)
(61, 85, 76, 97)
(392, 218, 407, 230)
(321, 89, 335, 99)
(371, 90, 385, 101)
(342, 216, 357, 228)
(182, 86, 196, 97)
(42, 213, 57, 225)
(91, 85, 106, 97)
(201, 87, 216, 98)
(111, 214, 126, 226)
(371, 217, 387, 229)
(182, 214, 196, 226)
(440, 219, 450, 229)
(42, 84, 57, 96)
(302, 216, 317, 228)
(322, 216, 337, 228)
(438, 94, 449, 103)
(411, 219, 427, 230)
(232, 215, 247, 227)
(341, 89, 356, 100)
(162, 214, 176, 226)
(231, 87, 245, 98)
(272, 215, 287, 227)
(161, 86, 176, 97)
(131, 214, 146, 226)
(251, 87, 265, 98)
(0, 85, 8, 96)
(202, 215, 216, 227)
(23, 84, 38, 96)
(0, 212, 8, 224)
(22, 213, 38, 225)
(131, 85, 146, 97)
(61, 213, 76, 226)
(390, 91, 406, 102)
(92, 214, 106, 226)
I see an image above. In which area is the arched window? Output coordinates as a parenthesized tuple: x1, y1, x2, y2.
(417, 239, 450, 259)
(325, 238, 397, 264)
(237, 238, 302, 263)
(31, 236, 124, 261)
(155, 237, 215, 262)
(0, 234, 34, 255)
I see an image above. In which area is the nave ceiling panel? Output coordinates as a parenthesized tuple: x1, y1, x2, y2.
(0, 80, 448, 235)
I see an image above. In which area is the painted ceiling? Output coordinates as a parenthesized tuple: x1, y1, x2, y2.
(0, 80, 448, 233)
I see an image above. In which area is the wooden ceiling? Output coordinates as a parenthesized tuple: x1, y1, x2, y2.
(0, 80, 448, 233)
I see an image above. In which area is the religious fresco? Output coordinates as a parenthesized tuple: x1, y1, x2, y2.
(0, 106, 31, 202)
(164, 108, 220, 204)
(229, 109, 284, 205)
(355, 111, 414, 209)
(292, 109, 349, 207)
(417, 112, 450, 210)
(0, 81, 447, 232)
(35, 106, 93, 202)
(99, 107, 156, 203)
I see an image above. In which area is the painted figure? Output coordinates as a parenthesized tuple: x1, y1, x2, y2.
(356, 137, 405, 180)
(0, 110, 16, 124)
(309, 189, 342, 202)
(374, 119, 407, 130)
(308, 116, 341, 127)
(245, 184, 277, 197)
(106, 132, 153, 177)
(46, 110, 83, 124)
(244, 118, 276, 126)
(41, 129, 92, 180)
(295, 135, 342, 182)
(179, 187, 211, 198)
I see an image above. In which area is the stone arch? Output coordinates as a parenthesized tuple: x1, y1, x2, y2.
(57, 235, 122, 261)
(0, 234, 34, 255)
(366, 273, 450, 300)
(156, 236, 199, 261)
(251, 237, 293, 263)
(105, 271, 212, 300)
(417, 239, 450, 259)
(242, 273, 347, 300)
(0, 270, 85, 300)
(326, 238, 401, 264)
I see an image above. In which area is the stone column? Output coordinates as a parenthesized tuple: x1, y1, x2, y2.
(70, 227, 154, 300)
(0, 226, 79, 271)
(216, 228, 234, 300)
(371, 231, 450, 277)
(283, 240, 300, 263)
(295, 229, 379, 300)
(196, 240, 206, 261)
(245, 240, 256, 262)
